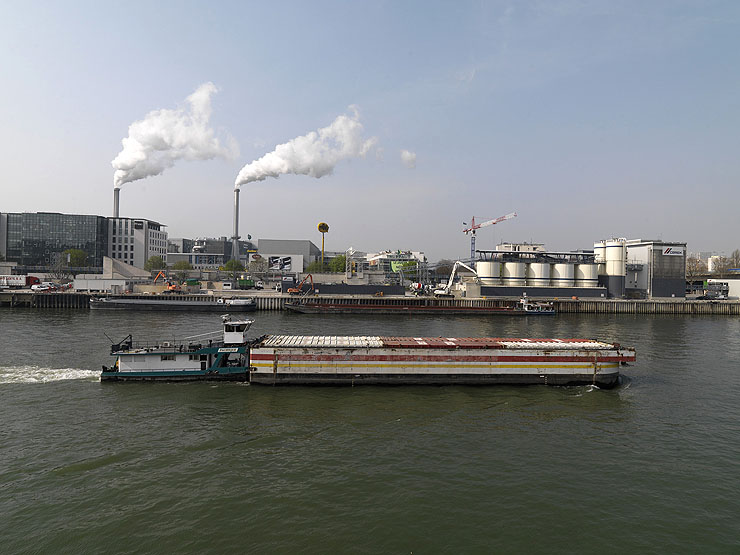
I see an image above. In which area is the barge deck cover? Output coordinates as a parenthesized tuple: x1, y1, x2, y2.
(260, 335, 620, 350)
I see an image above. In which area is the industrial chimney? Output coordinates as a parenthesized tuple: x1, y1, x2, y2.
(113, 188, 120, 219)
(232, 188, 240, 261)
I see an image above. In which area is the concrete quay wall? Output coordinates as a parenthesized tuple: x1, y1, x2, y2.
(3, 291, 740, 314)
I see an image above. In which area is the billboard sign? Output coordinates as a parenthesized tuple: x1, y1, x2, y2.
(268, 256, 292, 271)
(662, 247, 684, 256)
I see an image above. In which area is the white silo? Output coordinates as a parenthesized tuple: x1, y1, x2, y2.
(551, 263, 575, 287)
(526, 262, 551, 287)
(476, 261, 501, 285)
(575, 264, 599, 287)
(604, 239, 626, 297)
(503, 261, 526, 287)
(605, 239, 626, 276)
(593, 241, 607, 277)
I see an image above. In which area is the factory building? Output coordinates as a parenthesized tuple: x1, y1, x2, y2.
(255, 239, 321, 273)
(0, 212, 109, 270)
(108, 217, 167, 269)
(166, 237, 256, 269)
(477, 243, 606, 298)
(475, 238, 687, 299)
(623, 239, 686, 298)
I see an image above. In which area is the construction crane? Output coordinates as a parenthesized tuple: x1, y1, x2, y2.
(463, 212, 517, 260)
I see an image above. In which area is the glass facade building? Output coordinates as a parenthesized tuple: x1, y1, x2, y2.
(2, 212, 109, 268)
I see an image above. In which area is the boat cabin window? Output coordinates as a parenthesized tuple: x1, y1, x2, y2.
(225, 323, 248, 333)
(160, 355, 176, 361)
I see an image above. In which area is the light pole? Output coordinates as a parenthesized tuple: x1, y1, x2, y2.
(318, 222, 329, 270)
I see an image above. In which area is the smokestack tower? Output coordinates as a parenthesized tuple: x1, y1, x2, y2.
(113, 188, 120, 219)
(232, 188, 240, 261)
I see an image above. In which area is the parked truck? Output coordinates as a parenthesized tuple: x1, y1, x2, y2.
(0, 275, 41, 289)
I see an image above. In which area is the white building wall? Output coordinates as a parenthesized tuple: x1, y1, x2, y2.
(109, 218, 168, 269)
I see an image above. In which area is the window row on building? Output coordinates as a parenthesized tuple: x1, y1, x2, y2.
(0, 212, 167, 271)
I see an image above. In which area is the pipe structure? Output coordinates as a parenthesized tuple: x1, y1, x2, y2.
(113, 188, 120, 219)
(232, 188, 240, 261)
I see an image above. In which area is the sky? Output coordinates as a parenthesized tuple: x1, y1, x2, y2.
(1, 0, 738, 261)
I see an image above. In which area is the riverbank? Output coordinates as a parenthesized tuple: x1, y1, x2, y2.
(4, 290, 740, 314)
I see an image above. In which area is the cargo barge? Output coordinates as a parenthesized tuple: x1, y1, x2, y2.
(284, 296, 554, 315)
(101, 316, 634, 387)
(90, 294, 256, 312)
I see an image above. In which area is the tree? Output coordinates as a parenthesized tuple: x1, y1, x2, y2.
(305, 260, 326, 273)
(685, 256, 707, 281)
(63, 248, 88, 268)
(328, 254, 346, 273)
(144, 256, 166, 272)
(171, 260, 193, 282)
(248, 258, 267, 274)
(223, 259, 245, 281)
(711, 256, 732, 278)
(731, 249, 740, 269)
(48, 252, 71, 282)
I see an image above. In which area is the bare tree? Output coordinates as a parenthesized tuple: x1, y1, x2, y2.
(730, 249, 740, 269)
(711, 256, 732, 278)
(685, 256, 707, 280)
(248, 258, 268, 274)
(48, 253, 71, 282)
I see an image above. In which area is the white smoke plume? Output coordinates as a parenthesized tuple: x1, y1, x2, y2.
(112, 82, 237, 189)
(235, 107, 377, 188)
(400, 149, 417, 168)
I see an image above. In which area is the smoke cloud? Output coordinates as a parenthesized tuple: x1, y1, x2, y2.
(400, 149, 417, 168)
(235, 107, 377, 188)
(112, 82, 237, 189)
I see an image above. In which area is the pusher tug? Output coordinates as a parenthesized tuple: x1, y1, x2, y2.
(101, 315, 635, 387)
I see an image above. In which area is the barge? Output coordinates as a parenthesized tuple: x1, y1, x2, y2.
(284, 296, 555, 315)
(101, 316, 634, 387)
(90, 294, 256, 312)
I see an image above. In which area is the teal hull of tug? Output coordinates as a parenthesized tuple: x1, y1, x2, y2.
(100, 367, 250, 382)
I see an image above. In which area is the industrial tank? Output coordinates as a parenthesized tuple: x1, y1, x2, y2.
(593, 241, 606, 264)
(605, 240, 626, 277)
(604, 239, 626, 297)
(476, 261, 501, 286)
(575, 264, 599, 287)
(551, 263, 575, 287)
(526, 263, 551, 287)
(503, 262, 526, 287)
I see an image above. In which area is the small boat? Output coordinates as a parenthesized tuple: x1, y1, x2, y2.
(518, 296, 555, 315)
(90, 294, 256, 312)
(101, 316, 634, 387)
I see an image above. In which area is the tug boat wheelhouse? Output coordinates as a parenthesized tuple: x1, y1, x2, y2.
(101, 316, 635, 387)
(101, 316, 255, 382)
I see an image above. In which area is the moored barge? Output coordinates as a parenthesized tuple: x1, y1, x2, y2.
(101, 316, 634, 387)
(91, 294, 256, 312)
(285, 296, 555, 315)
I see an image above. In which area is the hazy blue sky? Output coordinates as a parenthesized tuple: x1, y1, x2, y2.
(1, 1, 738, 260)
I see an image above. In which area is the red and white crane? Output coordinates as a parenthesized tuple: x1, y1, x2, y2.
(463, 212, 517, 260)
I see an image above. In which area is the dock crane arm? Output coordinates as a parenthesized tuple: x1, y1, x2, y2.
(435, 261, 478, 296)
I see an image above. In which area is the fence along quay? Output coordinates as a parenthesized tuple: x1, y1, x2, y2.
(1, 291, 740, 314)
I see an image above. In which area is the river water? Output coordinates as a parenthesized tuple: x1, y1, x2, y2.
(1, 308, 738, 553)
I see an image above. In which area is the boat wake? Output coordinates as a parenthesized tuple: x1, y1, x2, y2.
(0, 365, 100, 384)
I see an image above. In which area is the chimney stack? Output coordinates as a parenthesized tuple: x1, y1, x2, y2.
(113, 188, 120, 218)
(232, 188, 240, 261)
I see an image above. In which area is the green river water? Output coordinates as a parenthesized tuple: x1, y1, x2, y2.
(0, 309, 738, 553)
